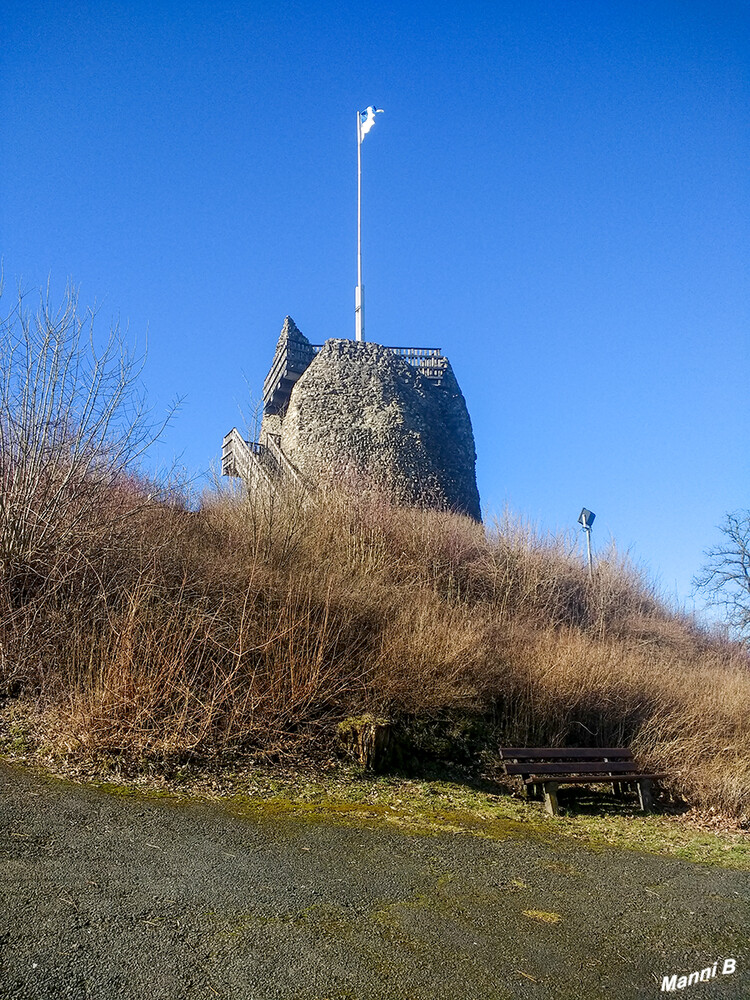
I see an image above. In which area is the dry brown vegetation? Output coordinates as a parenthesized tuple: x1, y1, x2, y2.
(1, 285, 748, 818)
(1, 474, 749, 818)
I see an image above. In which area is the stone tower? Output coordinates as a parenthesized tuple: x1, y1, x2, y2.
(223, 317, 481, 521)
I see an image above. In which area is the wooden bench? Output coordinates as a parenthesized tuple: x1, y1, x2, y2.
(499, 747, 669, 816)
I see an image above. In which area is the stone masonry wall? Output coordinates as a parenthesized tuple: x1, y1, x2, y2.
(279, 339, 481, 520)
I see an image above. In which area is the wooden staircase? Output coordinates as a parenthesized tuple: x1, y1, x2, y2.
(221, 428, 304, 489)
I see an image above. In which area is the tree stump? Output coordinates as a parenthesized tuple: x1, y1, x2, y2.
(337, 715, 393, 771)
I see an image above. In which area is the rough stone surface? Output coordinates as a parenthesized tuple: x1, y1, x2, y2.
(279, 339, 481, 520)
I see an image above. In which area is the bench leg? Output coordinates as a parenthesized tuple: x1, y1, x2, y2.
(638, 779, 653, 812)
(543, 782, 559, 816)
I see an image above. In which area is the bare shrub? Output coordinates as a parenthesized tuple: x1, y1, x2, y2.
(0, 282, 176, 598)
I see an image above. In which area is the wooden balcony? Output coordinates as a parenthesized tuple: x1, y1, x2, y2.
(263, 342, 320, 415)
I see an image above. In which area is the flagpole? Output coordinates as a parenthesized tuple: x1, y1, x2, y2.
(355, 111, 364, 342)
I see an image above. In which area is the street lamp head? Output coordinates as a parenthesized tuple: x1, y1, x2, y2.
(578, 508, 596, 529)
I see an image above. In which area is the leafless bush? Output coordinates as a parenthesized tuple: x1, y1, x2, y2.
(0, 282, 176, 595)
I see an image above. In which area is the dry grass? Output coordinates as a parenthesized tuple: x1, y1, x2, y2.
(1, 477, 749, 817)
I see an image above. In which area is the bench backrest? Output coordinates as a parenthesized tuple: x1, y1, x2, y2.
(500, 747, 638, 778)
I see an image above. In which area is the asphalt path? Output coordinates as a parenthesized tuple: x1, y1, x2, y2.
(1, 761, 748, 1000)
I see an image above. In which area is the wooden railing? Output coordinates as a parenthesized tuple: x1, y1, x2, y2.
(222, 428, 305, 491)
(383, 346, 442, 360)
(265, 433, 303, 485)
(383, 346, 447, 380)
(221, 429, 272, 485)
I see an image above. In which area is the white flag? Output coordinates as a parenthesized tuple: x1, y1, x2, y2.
(359, 106, 384, 140)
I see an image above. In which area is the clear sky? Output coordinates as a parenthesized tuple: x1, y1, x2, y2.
(1, 1, 748, 613)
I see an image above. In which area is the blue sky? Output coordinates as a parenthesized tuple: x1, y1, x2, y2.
(1, 1, 748, 612)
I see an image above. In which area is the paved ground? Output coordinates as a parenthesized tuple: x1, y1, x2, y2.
(1, 760, 748, 1000)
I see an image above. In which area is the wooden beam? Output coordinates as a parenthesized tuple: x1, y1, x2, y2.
(543, 782, 559, 816)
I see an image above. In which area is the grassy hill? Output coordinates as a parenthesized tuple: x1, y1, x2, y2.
(2, 477, 748, 819)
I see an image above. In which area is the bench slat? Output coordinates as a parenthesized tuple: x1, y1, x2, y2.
(524, 773, 668, 785)
(505, 761, 641, 776)
(500, 747, 633, 760)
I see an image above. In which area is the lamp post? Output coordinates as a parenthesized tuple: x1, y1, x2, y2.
(578, 508, 596, 579)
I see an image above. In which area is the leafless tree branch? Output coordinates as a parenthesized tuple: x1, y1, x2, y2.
(694, 509, 750, 641)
